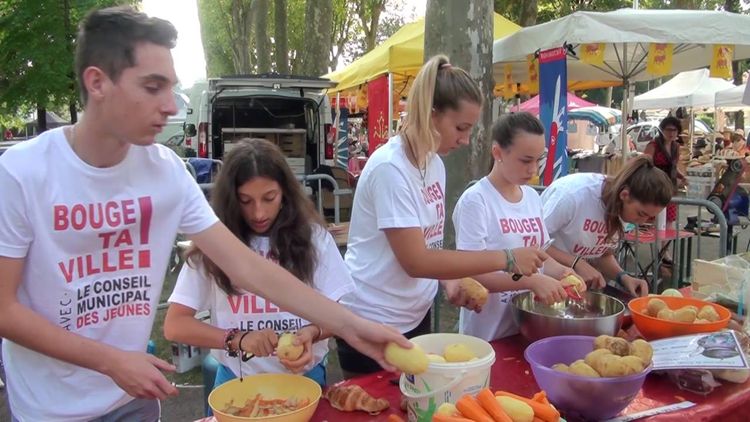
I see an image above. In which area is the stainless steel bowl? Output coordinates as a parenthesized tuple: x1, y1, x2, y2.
(511, 291, 625, 343)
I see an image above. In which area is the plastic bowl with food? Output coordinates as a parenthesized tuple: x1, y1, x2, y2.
(525, 335, 650, 421)
(208, 373, 321, 422)
(628, 296, 731, 340)
(511, 291, 625, 343)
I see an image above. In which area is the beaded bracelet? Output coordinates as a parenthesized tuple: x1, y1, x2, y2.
(223, 328, 240, 357)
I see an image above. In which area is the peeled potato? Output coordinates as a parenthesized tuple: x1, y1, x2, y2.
(646, 298, 668, 317)
(673, 307, 697, 323)
(661, 288, 683, 297)
(695, 318, 711, 324)
(570, 360, 601, 378)
(561, 274, 584, 288)
(685, 305, 699, 314)
(585, 348, 613, 367)
(427, 353, 447, 363)
(459, 277, 489, 307)
(621, 355, 646, 375)
(629, 339, 653, 366)
(552, 363, 570, 373)
(385, 342, 428, 374)
(276, 332, 304, 360)
(443, 343, 476, 363)
(698, 305, 720, 322)
(496, 396, 535, 422)
(435, 402, 460, 416)
(594, 335, 630, 356)
(657, 308, 676, 321)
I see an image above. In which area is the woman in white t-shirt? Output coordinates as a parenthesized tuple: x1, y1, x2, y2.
(164, 139, 353, 389)
(453, 113, 579, 341)
(541, 156, 673, 297)
(337, 55, 549, 375)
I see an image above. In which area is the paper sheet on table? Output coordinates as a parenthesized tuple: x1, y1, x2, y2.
(651, 331, 749, 370)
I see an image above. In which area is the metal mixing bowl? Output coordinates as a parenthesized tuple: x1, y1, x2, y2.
(511, 291, 625, 343)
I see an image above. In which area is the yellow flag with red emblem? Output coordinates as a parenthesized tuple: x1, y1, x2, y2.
(580, 43, 605, 66)
(503, 64, 514, 100)
(527, 55, 539, 94)
(710, 45, 734, 79)
(646, 43, 673, 76)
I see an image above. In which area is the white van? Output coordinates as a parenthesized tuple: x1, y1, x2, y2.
(183, 75, 337, 176)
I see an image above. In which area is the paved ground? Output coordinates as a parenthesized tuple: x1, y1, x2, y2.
(2, 204, 747, 421)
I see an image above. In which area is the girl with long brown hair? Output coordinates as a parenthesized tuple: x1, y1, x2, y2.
(337, 55, 548, 375)
(541, 156, 673, 297)
(164, 139, 353, 389)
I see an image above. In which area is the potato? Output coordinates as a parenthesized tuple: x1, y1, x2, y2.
(561, 274, 584, 289)
(496, 396, 535, 422)
(584, 348, 612, 367)
(593, 335, 611, 350)
(570, 360, 601, 378)
(629, 339, 653, 366)
(427, 353, 447, 363)
(551, 363, 570, 373)
(656, 308, 675, 321)
(276, 332, 304, 360)
(598, 355, 630, 377)
(384, 342, 428, 374)
(594, 335, 630, 356)
(685, 305, 699, 314)
(459, 277, 489, 307)
(443, 343, 476, 363)
(661, 288, 683, 297)
(698, 305, 720, 322)
(695, 318, 711, 324)
(646, 298, 668, 317)
(621, 355, 645, 375)
(673, 307, 697, 323)
(435, 402, 460, 416)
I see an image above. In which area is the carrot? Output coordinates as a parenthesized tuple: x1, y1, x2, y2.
(531, 391, 552, 406)
(533, 418, 546, 422)
(432, 414, 476, 422)
(387, 415, 407, 422)
(476, 389, 513, 422)
(456, 395, 494, 422)
(495, 391, 560, 422)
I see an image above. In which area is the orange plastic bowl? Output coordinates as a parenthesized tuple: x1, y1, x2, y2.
(628, 296, 731, 340)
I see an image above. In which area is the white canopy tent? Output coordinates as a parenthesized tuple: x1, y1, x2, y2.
(492, 8, 750, 161)
(633, 69, 735, 109)
(715, 83, 747, 109)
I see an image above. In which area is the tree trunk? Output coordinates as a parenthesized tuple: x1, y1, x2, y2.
(226, 0, 254, 74)
(425, 0, 494, 248)
(69, 102, 78, 124)
(358, 0, 385, 53)
(519, 0, 537, 26)
(254, 0, 271, 73)
(302, 0, 333, 76)
(63, 0, 77, 123)
(37, 106, 48, 134)
(274, 0, 289, 74)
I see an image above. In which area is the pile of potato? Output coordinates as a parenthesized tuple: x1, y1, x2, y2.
(385, 341, 478, 375)
(642, 298, 721, 324)
(552, 335, 653, 378)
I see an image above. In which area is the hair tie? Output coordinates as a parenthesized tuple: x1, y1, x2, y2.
(440, 63, 452, 70)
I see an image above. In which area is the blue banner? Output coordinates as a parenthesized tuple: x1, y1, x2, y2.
(538, 47, 568, 185)
(331, 106, 349, 169)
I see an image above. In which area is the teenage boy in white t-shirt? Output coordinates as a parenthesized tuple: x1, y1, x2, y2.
(454, 113, 575, 341)
(0, 7, 407, 422)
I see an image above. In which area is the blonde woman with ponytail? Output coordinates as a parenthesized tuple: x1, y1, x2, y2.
(337, 55, 548, 375)
(541, 156, 674, 298)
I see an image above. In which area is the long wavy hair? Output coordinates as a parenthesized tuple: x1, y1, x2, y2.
(185, 138, 324, 295)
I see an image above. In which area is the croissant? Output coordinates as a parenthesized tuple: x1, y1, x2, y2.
(324, 384, 390, 415)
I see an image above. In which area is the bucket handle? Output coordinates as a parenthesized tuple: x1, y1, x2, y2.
(399, 370, 467, 400)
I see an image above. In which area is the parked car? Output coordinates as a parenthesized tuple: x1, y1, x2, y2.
(627, 120, 713, 152)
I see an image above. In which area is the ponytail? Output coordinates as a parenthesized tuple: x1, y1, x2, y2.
(401, 54, 481, 167)
(601, 155, 673, 242)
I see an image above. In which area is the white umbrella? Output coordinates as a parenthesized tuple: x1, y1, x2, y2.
(493, 8, 750, 159)
(715, 83, 746, 109)
(634, 69, 735, 110)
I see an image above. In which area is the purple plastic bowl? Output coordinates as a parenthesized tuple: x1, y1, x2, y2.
(524, 335, 650, 421)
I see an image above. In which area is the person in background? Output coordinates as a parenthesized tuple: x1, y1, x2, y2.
(644, 116, 685, 227)
(732, 129, 748, 157)
(337, 54, 548, 376)
(0, 7, 408, 422)
(453, 112, 578, 342)
(541, 156, 673, 297)
(165, 139, 352, 391)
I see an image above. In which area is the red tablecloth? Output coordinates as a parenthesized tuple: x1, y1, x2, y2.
(309, 335, 750, 422)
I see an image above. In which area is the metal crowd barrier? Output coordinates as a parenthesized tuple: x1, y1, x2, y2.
(295, 173, 353, 225)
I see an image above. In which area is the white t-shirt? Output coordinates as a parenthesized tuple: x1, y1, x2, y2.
(168, 226, 353, 376)
(541, 172, 618, 259)
(0, 127, 218, 422)
(342, 135, 445, 332)
(453, 178, 549, 341)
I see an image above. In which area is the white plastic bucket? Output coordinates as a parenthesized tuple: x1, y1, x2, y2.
(399, 333, 495, 422)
